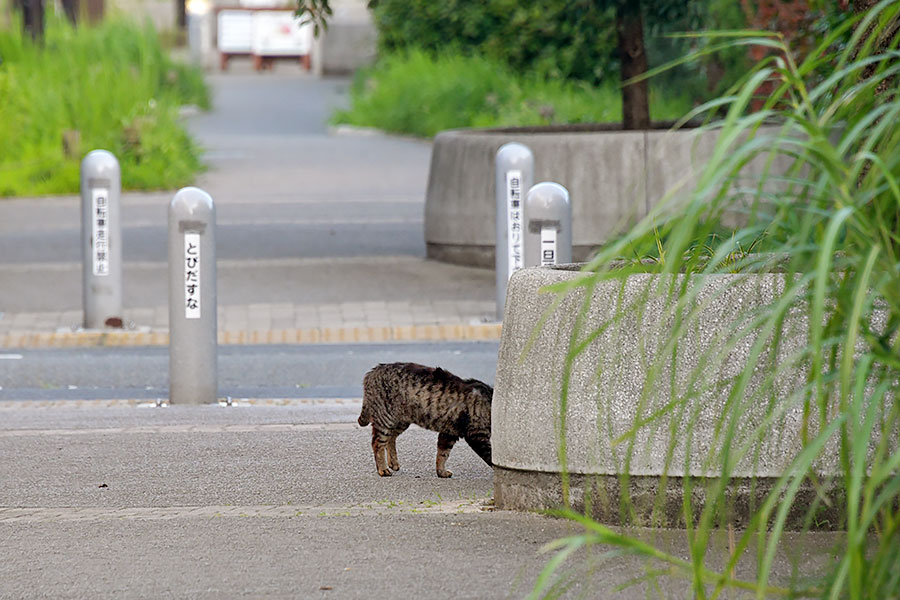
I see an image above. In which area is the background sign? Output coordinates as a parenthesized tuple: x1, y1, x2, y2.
(91, 188, 110, 276)
(540, 226, 557, 266)
(506, 169, 523, 280)
(184, 233, 201, 319)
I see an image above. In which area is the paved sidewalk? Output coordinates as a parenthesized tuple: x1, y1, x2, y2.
(0, 401, 839, 599)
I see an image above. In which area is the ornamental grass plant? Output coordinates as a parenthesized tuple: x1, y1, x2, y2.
(0, 12, 208, 196)
(533, 2, 900, 598)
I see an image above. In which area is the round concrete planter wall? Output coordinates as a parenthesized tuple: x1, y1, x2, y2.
(491, 265, 856, 529)
(424, 124, 787, 269)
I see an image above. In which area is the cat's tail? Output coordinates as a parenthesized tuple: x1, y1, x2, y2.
(357, 404, 370, 427)
(358, 370, 373, 426)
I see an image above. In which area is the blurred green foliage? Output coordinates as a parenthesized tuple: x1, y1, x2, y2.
(0, 14, 208, 196)
(645, 0, 751, 99)
(536, 3, 900, 597)
(369, 0, 758, 105)
(371, 0, 619, 85)
(331, 49, 694, 137)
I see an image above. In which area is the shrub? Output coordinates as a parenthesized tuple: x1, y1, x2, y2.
(0, 14, 208, 196)
(332, 50, 693, 137)
(535, 1, 900, 597)
(371, 0, 618, 85)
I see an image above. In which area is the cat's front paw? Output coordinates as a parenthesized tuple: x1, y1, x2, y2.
(378, 468, 393, 477)
(436, 469, 453, 478)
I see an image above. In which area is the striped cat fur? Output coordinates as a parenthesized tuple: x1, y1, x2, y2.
(359, 362, 493, 478)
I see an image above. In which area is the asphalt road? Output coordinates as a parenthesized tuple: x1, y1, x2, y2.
(0, 202, 426, 263)
(0, 74, 430, 264)
(0, 341, 500, 402)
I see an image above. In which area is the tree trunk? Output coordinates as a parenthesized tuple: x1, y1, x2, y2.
(616, 2, 650, 130)
(4, 0, 21, 29)
(851, 0, 898, 211)
(61, 0, 78, 25)
(22, 0, 44, 42)
(177, 0, 186, 29)
(85, 0, 104, 23)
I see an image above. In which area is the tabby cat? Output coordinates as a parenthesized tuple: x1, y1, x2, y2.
(358, 362, 493, 478)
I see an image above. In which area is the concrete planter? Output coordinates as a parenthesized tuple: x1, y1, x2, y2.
(425, 124, 788, 269)
(492, 265, 856, 529)
(426, 125, 650, 268)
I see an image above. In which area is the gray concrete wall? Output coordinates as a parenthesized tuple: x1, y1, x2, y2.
(490, 265, 870, 526)
(310, 0, 375, 76)
(425, 125, 791, 268)
(425, 126, 644, 267)
(492, 266, 828, 478)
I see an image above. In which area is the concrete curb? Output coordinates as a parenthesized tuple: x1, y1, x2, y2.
(0, 323, 502, 349)
(0, 398, 363, 410)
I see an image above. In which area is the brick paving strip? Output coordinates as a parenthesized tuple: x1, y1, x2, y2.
(0, 292, 501, 349)
(0, 324, 502, 349)
(0, 300, 501, 349)
(0, 499, 495, 524)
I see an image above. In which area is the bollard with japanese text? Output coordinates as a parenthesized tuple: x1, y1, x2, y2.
(524, 182, 571, 268)
(494, 142, 534, 320)
(168, 187, 217, 404)
(81, 150, 123, 329)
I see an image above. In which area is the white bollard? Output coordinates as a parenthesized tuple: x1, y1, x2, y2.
(524, 182, 571, 267)
(168, 187, 217, 404)
(80, 150, 123, 329)
(495, 142, 534, 320)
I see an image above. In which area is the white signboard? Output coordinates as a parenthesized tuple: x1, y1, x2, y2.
(91, 188, 110, 276)
(240, 0, 289, 7)
(184, 233, 201, 319)
(541, 226, 557, 266)
(506, 169, 523, 280)
(217, 10, 253, 53)
(250, 11, 312, 56)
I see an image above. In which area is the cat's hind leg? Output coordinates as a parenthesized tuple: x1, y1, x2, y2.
(386, 423, 408, 471)
(387, 436, 400, 471)
(371, 428, 393, 477)
(465, 434, 492, 466)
